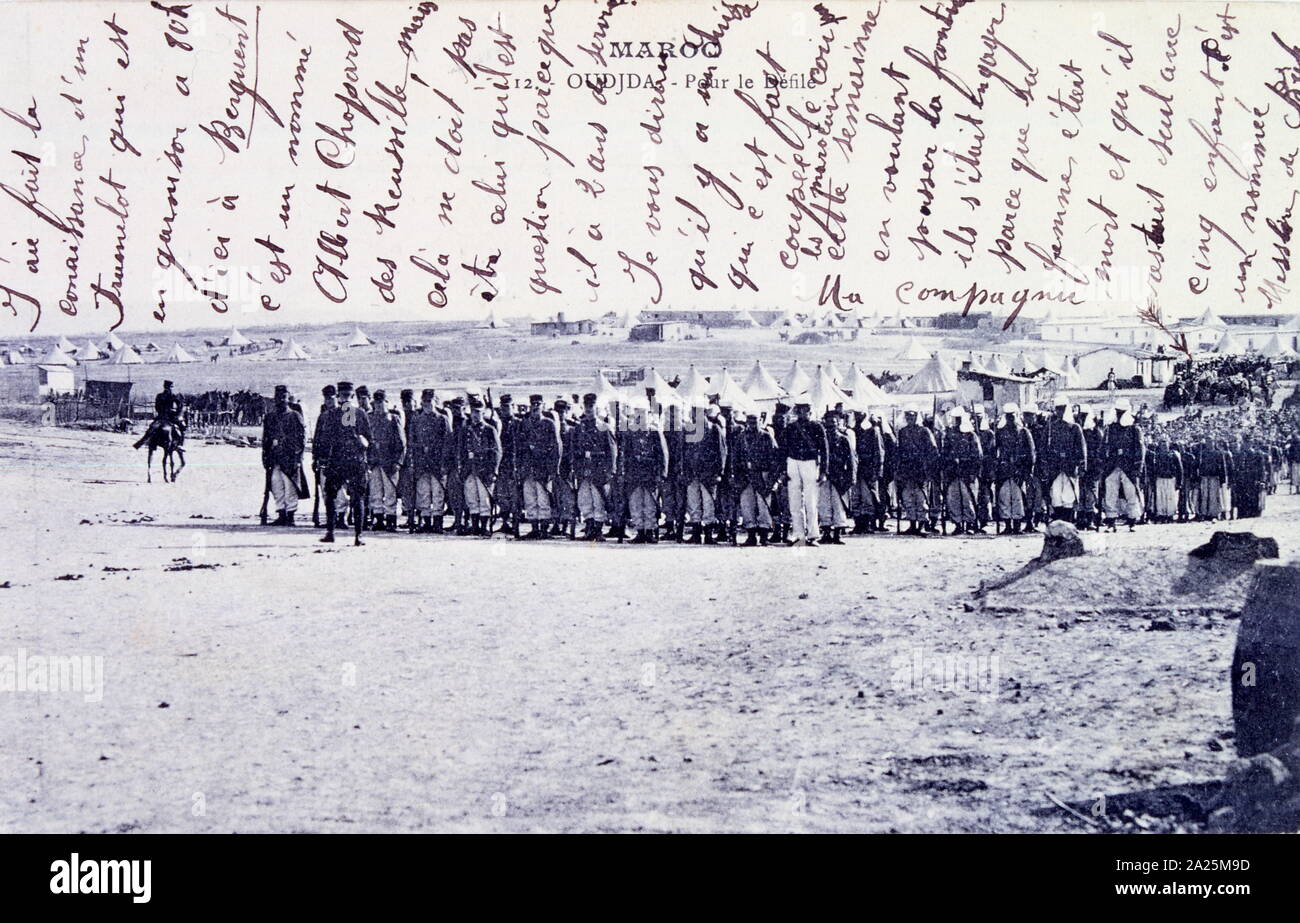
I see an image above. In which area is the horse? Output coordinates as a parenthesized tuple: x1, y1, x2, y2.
(145, 417, 187, 483)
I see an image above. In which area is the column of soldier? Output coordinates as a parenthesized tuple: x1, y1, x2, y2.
(258, 379, 1300, 547)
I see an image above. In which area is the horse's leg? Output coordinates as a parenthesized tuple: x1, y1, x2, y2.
(173, 447, 186, 480)
(147, 446, 154, 483)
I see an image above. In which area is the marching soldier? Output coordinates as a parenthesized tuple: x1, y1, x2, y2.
(570, 393, 617, 541)
(409, 388, 452, 533)
(730, 411, 778, 546)
(620, 405, 669, 543)
(895, 409, 938, 535)
(262, 384, 306, 526)
(315, 381, 371, 546)
(993, 403, 1036, 534)
(942, 407, 984, 535)
(455, 396, 501, 535)
(551, 398, 579, 537)
(398, 389, 418, 530)
(1100, 397, 1144, 531)
(1041, 395, 1087, 523)
(779, 401, 827, 546)
(517, 395, 563, 539)
(850, 411, 885, 534)
(662, 403, 687, 542)
(367, 390, 407, 532)
(493, 393, 522, 536)
(682, 403, 727, 544)
(819, 410, 856, 544)
(970, 404, 996, 530)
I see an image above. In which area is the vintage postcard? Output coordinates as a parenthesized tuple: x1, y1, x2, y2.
(0, 0, 1297, 871)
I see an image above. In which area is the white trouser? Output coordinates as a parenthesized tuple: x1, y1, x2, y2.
(270, 466, 298, 513)
(818, 482, 851, 528)
(1153, 478, 1178, 517)
(1102, 469, 1142, 519)
(786, 458, 820, 540)
(738, 486, 773, 529)
(685, 481, 716, 524)
(577, 480, 607, 522)
(414, 473, 445, 516)
(368, 467, 398, 515)
(523, 478, 553, 520)
(464, 475, 492, 516)
(1049, 473, 1079, 509)
(628, 485, 658, 530)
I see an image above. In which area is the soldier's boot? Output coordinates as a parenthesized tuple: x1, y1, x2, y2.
(386, 514, 399, 532)
(320, 527, 335, 543)
(284, 512, 296, 528)
(686, 524, 703, 544)
(607, 524, 626, 540)
(402, 514, 415, 531)
(743, 528, 759, 547)
(270, 510, 288, 526)
(851, 516, 867, 535)
(703, 524, 719, 545)
(756, 528, 770, 546)
(591, 521, 607, 542)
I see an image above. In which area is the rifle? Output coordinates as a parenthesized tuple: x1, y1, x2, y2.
(259, 466, 271, 525)
(312, 465, 322, 527)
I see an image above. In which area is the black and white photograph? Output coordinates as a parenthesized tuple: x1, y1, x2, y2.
(0, 0, 1296, 893)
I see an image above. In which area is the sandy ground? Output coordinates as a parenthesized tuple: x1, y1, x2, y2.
(0, 420, 1296, 833)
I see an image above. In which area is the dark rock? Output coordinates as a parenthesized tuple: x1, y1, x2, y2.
(1148, 619, 1176, 632)
(1231, 562, 1300, 758)
(1038, 520, 1084, 563)
(1190, 531, 1279, 563)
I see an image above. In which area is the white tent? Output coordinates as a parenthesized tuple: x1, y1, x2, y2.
(1214, 331, 1246, 354)
(104, 332, 126, 352)
(792, 365, 854, 415)
(712, 368, 758, 414)
(640, 367, 685, 408)
(107, 344, 143, 365)
(824, 360, 846, 384)
(275, 339, 311, 360)
(591, 370, 624, 407)
(769, 308, 801, 329)
(897, 353, 960, 395)
(841, 364, 892, 405)
(1188, 307, 1228, 330)
(346, 326, 374, 347)
(742, 360, 786, 402)
(1259, 333, 1299, 359)
(1012, 351, 1037, 374)
(4, 349, 26, 365)
(42, 344, 76, 366)
(985, 354, 1013, 376)
(164, 343, 199, 363)
(731, 309, 760, 328)
(55, 335, 77, 354)
(675, 365, 713, 407)
(894, 338, 930, 362)
(223, 327, 252, 347)
(780, 359, 812, 395)
(79, 340, 105, 360)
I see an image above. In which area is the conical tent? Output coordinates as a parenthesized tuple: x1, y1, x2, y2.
(742, 360, 786, 401)
(712, 368, 758, 413)
(640, 367, 685, 407)
(824, 360, 846, 384)
(676, 365, 713, 407)
(104, 332, 126, 351)
(42, 344, 75, 366)
(1281, 313, 1300, 332)
(107, 345, 143, 365)
(591, 370, 624, 407)
(1214, 331, 1245, 354)
(841, 364, 892, 405)
(164, 343, 199, 363)
(1260, 333, 1298, 358)
(276, 339, 311, 360)
(346, 327, 374, 347)
(792, 365, 854, 414)
(56, 336, 77, 354)
(731, 309, 759, 328)
(1013, 351, 1037, 374)
(985, 354, 1012, 375)
(894, 338, 930, 362)
(780, 360, 812, 395)
(224, 327, 252, 346)
(897, 353, 961, 395)
(1190, 307, 1228, 330)
(79, 340, 104, 360)
(5, 349, 26, 364)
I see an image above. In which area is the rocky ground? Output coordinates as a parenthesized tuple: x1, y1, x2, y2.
(0, 420, 1295, 833)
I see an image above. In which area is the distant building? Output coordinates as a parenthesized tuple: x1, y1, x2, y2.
(0, 364, 76, 402)
(629, 321, 704, 342)
(531, 314, 597, 336)
(1072, 346, 1177, 388)
(638, 308, 759, 328)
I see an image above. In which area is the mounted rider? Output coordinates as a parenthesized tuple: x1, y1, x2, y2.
(133, 380, 187, 449)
